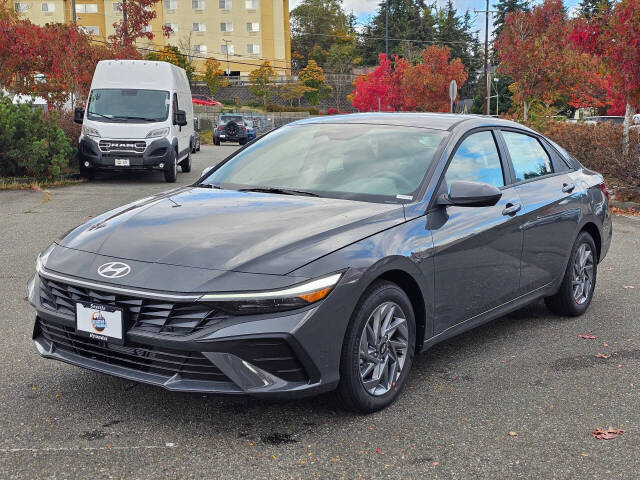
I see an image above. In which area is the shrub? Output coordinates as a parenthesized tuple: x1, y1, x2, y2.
(0, 96, 73, 178)
(535, 120, 640, 186)
(265, 103, 319, 115)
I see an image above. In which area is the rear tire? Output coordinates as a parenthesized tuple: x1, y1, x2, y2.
(214, 138, 220, 146)
(336, 280, 415, 413)
(544, 231, 597, 316)
(164, 150, 177, 183)
(181, 149, 192, 172)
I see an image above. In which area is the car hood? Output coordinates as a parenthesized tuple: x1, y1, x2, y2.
(58, 187, 405, 275)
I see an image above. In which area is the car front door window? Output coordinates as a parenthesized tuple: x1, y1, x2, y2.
(444, 131, 504, 190)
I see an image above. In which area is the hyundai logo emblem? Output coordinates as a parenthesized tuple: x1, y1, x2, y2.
(97, 261, 131, 279)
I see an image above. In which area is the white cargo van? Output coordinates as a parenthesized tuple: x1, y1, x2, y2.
(74, 60, 195, 182)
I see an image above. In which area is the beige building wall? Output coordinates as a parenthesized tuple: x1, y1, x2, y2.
(15, 0, 290, 76)
(13, 0, 66, 25)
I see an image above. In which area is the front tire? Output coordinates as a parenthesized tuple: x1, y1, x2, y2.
(336, 280, 416, 413)
(239, 138, 247, 146)
(164, 149, 177, 183)
(545, 231, 597, 316)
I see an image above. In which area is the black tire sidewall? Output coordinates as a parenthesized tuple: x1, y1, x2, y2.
(339, 281, 416, 412)
(164, 150, 177, 182)
(566, 232, 598, 314)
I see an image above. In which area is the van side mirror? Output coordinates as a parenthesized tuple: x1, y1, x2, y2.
(437, 180, 502, 207)
(74, 107, 84, 124)
(175, 109, 187, 126)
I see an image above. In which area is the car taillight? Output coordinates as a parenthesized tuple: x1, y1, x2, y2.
(599, 182, 610, 203)
(217, 126, 222, 131)
(242, 126, 246, 131)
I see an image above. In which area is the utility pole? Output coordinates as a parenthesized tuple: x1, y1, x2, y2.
(474, 2, 497, 116)
(71, 0, 76, 23)
(385, 0, 389, 58)
(222, 39, 232, 75)
(122, 0, 128, 46)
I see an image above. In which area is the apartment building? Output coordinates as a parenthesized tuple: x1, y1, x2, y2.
(14, 0, 291, 75)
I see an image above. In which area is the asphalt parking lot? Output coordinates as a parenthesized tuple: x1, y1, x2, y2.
(1, 144, 639, 479)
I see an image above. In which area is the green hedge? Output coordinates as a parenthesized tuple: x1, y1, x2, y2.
(0, 96, 73, 178)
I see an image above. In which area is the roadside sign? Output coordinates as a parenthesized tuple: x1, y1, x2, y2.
(449, 80, 457, 113)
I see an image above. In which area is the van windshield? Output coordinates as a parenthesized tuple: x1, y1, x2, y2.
(87, 89, 170, 122)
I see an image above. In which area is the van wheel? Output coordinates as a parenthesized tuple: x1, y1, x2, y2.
(335, 280, 415, 413)
(181, 150, 192, 173)
(214, 138, 220, 146)
(164, 150, 177, 183)
(239, 138, 247, 146)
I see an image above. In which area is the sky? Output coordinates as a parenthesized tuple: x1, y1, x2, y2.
(289, 0, 583, 39)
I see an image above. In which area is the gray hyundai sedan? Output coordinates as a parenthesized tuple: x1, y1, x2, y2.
(27, 113, 612, 412)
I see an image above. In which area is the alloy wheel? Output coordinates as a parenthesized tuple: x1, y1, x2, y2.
(572, 243, 594, 305)
(359, 302, 409, 396)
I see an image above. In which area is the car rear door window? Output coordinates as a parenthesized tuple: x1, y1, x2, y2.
(444, 131, 504, 190)
(502, 131, 553, 182)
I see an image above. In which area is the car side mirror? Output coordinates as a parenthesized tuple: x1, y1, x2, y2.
(174, 109, 187, 126)
(74, 107, 84, 124)
(437, 180, 502, 207)
(201, 166, 213, 177)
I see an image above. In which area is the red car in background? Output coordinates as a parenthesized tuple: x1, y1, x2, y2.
(192, 94, 222, 106)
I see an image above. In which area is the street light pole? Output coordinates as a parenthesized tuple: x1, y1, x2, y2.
(483, 0, 489, 115)
(122, 0, 128, 46)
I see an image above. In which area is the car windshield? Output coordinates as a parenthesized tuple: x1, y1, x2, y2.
(221, 115, 243, 123)
(201, 123, 446, 202)
(87, 89, 170, 122)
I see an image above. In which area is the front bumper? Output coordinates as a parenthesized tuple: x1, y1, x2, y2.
(28, 271, 353, 398)
(78, 136, 173, 171)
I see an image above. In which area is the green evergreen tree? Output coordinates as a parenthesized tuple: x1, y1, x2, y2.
(493, 0, 529, 38)
(578, 0, 612, 18)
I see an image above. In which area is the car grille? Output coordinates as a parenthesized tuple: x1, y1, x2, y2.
(98, 140, 146, 154)
(39, 277, 227, 335)
(38, 318, 229, 382)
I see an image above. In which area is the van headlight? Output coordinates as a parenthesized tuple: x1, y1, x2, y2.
(198, 273, 342, 315)
(82, 125, 100, 137)
(146, 127, 170, 138)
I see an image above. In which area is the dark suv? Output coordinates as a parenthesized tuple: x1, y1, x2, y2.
(214, 115, 248, 145)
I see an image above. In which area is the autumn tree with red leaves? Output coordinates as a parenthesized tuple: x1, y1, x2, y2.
(110, 0, 171, 48)
(571, 0, 640, 158)
(495, 0, 606, 121)
(350, 46, 467, 113)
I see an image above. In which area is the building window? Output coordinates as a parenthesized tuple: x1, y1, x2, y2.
(192, 22, 206, 32)
(142, 25, 152, 33)
(194, 44, 207, 55)
(41, 2, 55, 12)
(247, 44, 260, 55)
(14, 2, 28, 12)
(221, 44, 234, 55)
(246, 22, 259, 32)
(76, 4, 98, 13)
(219, 0, 231, 8)
(220, 22, 233, 32)
(164, 0, 177, 9)
(245, 0, 257, 9)
(165, 22, 178, 33)
(80, 25, 100, 35)
(192, 0, 205, 10)
(112, 2, 122, 11)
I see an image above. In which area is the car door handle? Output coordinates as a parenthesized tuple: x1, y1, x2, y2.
(562, 183, 575, 193)
(502, 203, 522, 216)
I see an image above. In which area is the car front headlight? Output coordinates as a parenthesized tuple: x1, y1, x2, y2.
(146, 127, 170, 138)
(35, 243, 56, 274)
(82, 125, 100, 137)
(199, 273, 342, 315)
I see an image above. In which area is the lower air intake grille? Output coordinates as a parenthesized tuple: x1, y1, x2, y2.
(39, 318, 229, 382)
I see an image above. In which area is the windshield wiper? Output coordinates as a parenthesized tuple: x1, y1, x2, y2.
(196, 183, 221, 189)
(238, 187, 319, 197)
(87, 111, 115, 120)
(114, 116, 157, 122)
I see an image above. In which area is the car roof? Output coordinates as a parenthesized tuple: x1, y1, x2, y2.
(289, 112, 536, 133)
